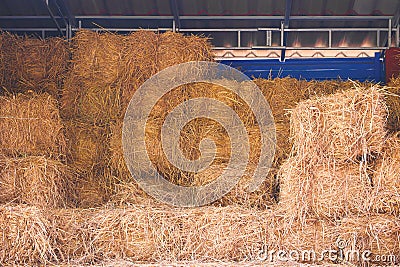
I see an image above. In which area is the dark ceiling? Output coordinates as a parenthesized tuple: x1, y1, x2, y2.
(0, 0, 399, 50)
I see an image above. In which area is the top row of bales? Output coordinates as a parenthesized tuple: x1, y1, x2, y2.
(0, 32, 69, 97)
(61, 30, 214, 125)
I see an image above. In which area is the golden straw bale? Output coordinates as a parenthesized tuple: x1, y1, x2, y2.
(50, 208, 95, 263)
(0, 156, 77, 208)
(120, 31, 158, 112)
(370, 134, 400, 214)
(0, 33, 69, 97)
(387, 76, 400, 132)
(111, 80, 277, 206)
(0, 204, 56, 265)
(336, 214, 400, 264)
(65, 121, 109, 173)
(278, 158, 372, 221)
(305, 79, 355, 98)
(290, 85, 387, 162)
(276, 218, 338, 264)
(61, 30, 124, 123)
(75, 169, 117, 208)
(157, 32, 214, 72)
(87, 205, 275, 262)
(0, 93, 66, 158)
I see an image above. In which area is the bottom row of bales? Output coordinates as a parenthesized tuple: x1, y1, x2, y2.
(1, 204, 399, 265)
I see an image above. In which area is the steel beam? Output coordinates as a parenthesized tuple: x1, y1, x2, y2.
(41, 0, 64, 37)
(281, 0, 293, 61)
(55, 0, 76, 27)
(169, 0, 181, 32)
(0, 15, 392, 21)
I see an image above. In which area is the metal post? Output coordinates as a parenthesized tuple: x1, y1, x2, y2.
(389, 18, 392, 47)
(266, 30, 272, 46)
(172, 20, 176, 32)
(328, 29, 332, 48)
(68, 23, 72, 40)
(397, 24, 400, 47)
(237, 30, 241, 47)
(280, 22, 284, 46)
(377, 30, 380, 47)
(170, 0, 180, 32)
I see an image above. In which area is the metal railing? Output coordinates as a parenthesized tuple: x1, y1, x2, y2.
(1, 15, 399, 52)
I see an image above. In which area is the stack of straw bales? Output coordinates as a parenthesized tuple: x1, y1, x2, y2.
(278, 83, 388, 221)
(0, 32, 69, 97)
(111, 80, 277, 208)
(62, 30, 215, 206)
(0, 92, 76, 208)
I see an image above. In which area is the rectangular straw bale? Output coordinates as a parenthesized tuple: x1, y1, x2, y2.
(369, 134, 400, 215)
(61, 30, 124, 123)
(0, 204, 56, 265)
(86, 205, 276, 262)
(278, 158, 372, 221)
(65, 120, 109, 173)
(290, 84, 387, 162)
(5, 204, 395, 265)
(0, 156, 77, 208)
(0, 93, 66, 158)
(0, 33, 69, 98)
(336, 214, 400, 264)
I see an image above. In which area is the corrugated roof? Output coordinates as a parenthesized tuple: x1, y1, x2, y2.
(0, 0, 399, 52)
(0, 0, 398, 16)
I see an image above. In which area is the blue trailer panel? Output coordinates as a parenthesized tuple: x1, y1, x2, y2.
(219, 52, 385, 83)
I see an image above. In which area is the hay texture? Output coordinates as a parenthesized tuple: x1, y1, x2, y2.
(48, 205, 277, 264)
(1, 204, 399, 265)
(0, 93, 66, 158)
(290, 84, 387, 162)
(109, 80, 277, 208)
(278, 159, 372, 221)
(0, 156, 76, 208)
(0, 32, 69, 97)
(62, 30, 214, 124)
(387, 76, 400, 132)
(65, 120, 109, 173)
(120, 31, 158, 111)
(279, 85, 387, 221)
(336, 214, 400, 265)
(61, 30, 124, 123)
(0, 205, 56, 265)
(369, 134, 400, 215)
(75, 168, 118, 208)
(157, 32, 214, 72)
